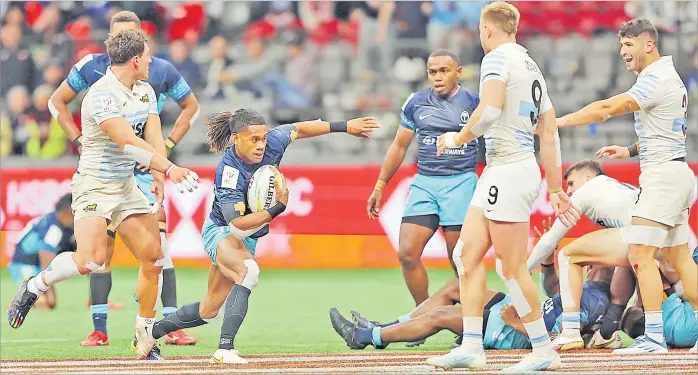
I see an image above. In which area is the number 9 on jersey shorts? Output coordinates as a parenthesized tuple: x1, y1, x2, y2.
(471, 156, 541, 223)
(403, 171, 478, 226)
(201, 216, 258, 264)
(71, 172, 152, 229)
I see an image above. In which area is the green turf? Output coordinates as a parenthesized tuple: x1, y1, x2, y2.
(0, 267, 539, 360)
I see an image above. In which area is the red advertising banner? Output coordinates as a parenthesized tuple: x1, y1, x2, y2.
(1, 163, 696, 269)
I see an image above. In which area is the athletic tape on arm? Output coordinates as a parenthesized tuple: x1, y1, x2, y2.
(190, 107, 201, 125)
(48, 99, 60, 120)
(229, 223, 266, 239)
(124, 144, 154, 167)
(527, 219, 570, 272)
(471, 106, 502, 137)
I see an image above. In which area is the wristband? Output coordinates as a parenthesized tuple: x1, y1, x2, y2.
(165, 137, 177, 152)
(548, 188, 562, 194)
(628, 144, 639, 157)
(374, 180, 386, 191)
(72, 135, 83, 148)
(165, 164, 176, 176)
(267, 202, 287, 219)
(330, 121, 348, 133)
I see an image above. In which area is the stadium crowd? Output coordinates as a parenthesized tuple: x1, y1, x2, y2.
(1, 1, 696, 161)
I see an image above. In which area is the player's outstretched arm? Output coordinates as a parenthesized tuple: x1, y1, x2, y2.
(165, 94, 200, 156)
(367, 128, 415, 219)
(436, 80, 505, 154)
(557, 93, 640, 128)
(294, 118, 381, 139)
(49, 81, 83, 151)
(596, 142, 639, 159)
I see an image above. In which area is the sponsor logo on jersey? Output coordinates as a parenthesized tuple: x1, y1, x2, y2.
(460, 110, 470, 125)
(84, 204, 97, 212)
(140, 94, 149, 103)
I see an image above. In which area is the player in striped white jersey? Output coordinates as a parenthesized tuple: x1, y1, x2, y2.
(557, 18, 697, 354)
(426, 2, 580, 372)
(7, 30, 199, 359)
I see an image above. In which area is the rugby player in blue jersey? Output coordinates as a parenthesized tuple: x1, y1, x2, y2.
(48, 11, 200, 346)
(367, 50, 479, 322)
(133, 109, 380, 363)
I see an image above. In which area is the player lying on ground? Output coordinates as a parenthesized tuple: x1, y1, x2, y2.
(557, 18, 696, 354)
(367, 49, 479, 324)
(619, 266, 697, 350)
(49, 10, 200, 347)
(7, 30, 200, 361)
(132, 109, 380, 363)
(329, 266, 610, 351)
(427, 2, 580, 372)
(7, 193, 74, 310)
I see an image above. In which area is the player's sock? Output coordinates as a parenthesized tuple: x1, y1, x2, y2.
(160, 268, 177, 317)
(28, 252, 80, 294)
(600, 303, 625, 340)
(89, 272, 112, 334)
(460, 317, 483, 352)
(152, 302, 207, 340)
(644, 311, 665, 343)
(219, 285, 251, 350)
(353, 327, 375, 345)
(561, 311, 581, 335)
(523, 318, 554, 354)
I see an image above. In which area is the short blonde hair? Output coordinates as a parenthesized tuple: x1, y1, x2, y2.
(480, 2, 520, 35)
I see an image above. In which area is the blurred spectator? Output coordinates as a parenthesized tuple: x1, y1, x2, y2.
(0, 98, 11, 157)
(218, 36, 279, 98)
(24, 84, 66, 159)
(0, 24, 36, 95)
(298, 0, 339, 45)
(203, 35, 235, 99)
(42, 61, 66, 88)
(354, 1, 397, 78)
(167, 40, 203, 89)
(394, 1, 429, 60)
(5, 85, 32, 155)
(687, 49, 698, 103)
(267, 30, 315, 108)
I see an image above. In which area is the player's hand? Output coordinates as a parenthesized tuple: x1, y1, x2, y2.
(167, 166, 200, 193)
(150, 180, 164, 214)
(436, 132, 463, 156)
(596, 145, 630, 159)
(347, 117, 381, 138)
(550, 191, 581, 228)
(500, 304, 520, 326)
(136, 163, 151, 173)
(274, 177, 289, 206)
(367, 189, 383, 219)
(533, 216, 554, 238)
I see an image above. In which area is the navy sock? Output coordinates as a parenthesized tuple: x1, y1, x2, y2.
(600, 303, 625, 340)
(354, 327, 374, 345)
(93, 313, 108, 334)
(379, 320, 399, 328)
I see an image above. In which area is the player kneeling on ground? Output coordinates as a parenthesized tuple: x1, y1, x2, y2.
(7, 193, 74, 310)
(134, 109, 380, 363)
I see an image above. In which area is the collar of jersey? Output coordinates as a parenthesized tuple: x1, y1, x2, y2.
(495, 42, 527, 53)
(639, 55, 673, 77)
(105, 67, 138, 97)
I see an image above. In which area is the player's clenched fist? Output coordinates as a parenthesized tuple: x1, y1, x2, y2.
(166, 165, 200, 193)
(436, 132, 464, 156)
(347, 117, 381, 138)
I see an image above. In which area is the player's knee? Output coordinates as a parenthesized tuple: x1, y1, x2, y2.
(450, 239, 465, 276)
(200, 302, 224, 321)
(427, 307, 452, 328)
(398, 247, 422, 270)
(239, 259, 260, 291)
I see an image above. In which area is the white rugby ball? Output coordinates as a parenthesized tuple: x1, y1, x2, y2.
(247, 165, 285, 213)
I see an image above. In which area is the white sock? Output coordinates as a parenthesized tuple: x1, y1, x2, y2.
(561, 311, 581, 335)
(136, 315, 155, 339)
(460, 317, 484, 352)
(28, 252, 80, 294)
(523, 319, 553, 354)
(644, 311, 664, 343)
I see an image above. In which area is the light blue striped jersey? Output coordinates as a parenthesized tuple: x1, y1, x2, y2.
(626, 56, 688, 169)
(478, 43, 553, 166)
(79, 68, 157, 180)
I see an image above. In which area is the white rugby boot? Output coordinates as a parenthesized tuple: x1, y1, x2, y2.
(613, 335, 668, 354)
(426, 345, 486, 370)
(552, 330, 584, 351)
(210, 349, 248, 364)
(501, 350, 561, 373)
(134, 317, 157, 359)
(587, 330, 623, 349)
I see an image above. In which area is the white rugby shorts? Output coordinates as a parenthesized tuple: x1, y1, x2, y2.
(633, 161, 695, 227)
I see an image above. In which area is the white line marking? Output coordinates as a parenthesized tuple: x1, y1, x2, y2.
(0, 338, 70, 343)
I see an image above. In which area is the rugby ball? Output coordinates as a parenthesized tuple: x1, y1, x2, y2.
(247, 165, 286, 213)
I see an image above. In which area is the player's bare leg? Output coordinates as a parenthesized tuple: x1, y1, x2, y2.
(443, 228, 462, 277)
(397, 222, 435, 305)
(117, 213, 164, 358)
(9, 217, 109, 329)
(426, 206, 490, 370)
(491, 219, 560, 372)
(83, 227, 119, 347)
(615, 217, 669, 354)
(592, 267, 635, 349)
(555, 228, 630, 350)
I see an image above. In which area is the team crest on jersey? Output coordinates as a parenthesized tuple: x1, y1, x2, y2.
(140, 94, 149, 103)
(460, 111, 470, 126)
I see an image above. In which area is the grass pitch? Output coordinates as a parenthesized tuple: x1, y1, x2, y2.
(0, 267, 527, 360)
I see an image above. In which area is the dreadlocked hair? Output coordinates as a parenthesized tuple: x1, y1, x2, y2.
(206, 111, 234, 153)
(205, 108, 268, 153)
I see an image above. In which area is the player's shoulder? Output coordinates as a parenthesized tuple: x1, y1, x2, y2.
(150, 56, 175, 70)
(402, 89, 430, 109)
(454, 87, 479, 102)
(74, 53, 109, 71)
